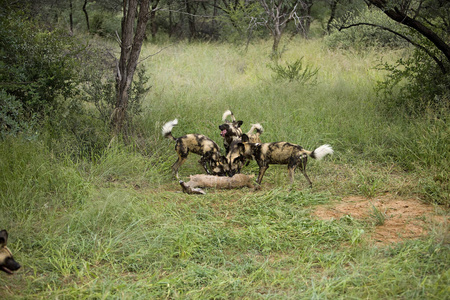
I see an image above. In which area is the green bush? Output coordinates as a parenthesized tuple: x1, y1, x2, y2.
(0, 90, 35, 139)
(267, 57, 319, 83)
(0, 8, 149, 157)
(377, 47, 450, 114)
(0, 10, 84, 119)
(89, 12, 120, 37)
(90, 13, 105, 35)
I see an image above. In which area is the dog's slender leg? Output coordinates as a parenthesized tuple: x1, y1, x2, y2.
(298, 157, 312, 188)
(201, 152, 216, 175)
(172, 142, 190, 178)
(288, 166, 296, 184)
(204, 161, 211, 175)
(172, 155, 188, 179)
(257, 164, 269, 184)
(288, 157, 299, 184)
(172, 159, 181, 178)
(198, 156, 211, 174)
(302, 171, 313, 188)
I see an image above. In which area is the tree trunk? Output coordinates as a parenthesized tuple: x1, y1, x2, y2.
(169, 9, 173, 37)
(271, 5, 282, 56)
(327, 0, 338, 33)
(272, 31, 282, 55)
(186, 0, 196, 40)
(150, 0, 160, 41)
(258, 0, 308, 58)
(69, 0, 73, 34)
(83, 0, 90, 32)
(212, 0, 218, 40)
(83, 0, 91, 31)
(112, 0, 150, 137)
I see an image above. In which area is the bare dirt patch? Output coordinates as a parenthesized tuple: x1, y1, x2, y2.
(313, 195, 448, 245)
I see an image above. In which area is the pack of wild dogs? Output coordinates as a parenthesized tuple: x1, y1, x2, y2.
(163, 110, 333, 193)
(0, 112, 333, 276)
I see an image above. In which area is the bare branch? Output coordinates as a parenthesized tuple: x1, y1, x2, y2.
(339, 22, 447, 74)
(138, 45, 173, 64)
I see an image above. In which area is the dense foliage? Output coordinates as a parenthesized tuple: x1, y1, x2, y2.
(0, 11, 83, 119)
(378, 46, 450, 114)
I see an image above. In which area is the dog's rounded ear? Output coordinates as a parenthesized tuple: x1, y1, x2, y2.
(237, 143, 246, 153)
(241, 134, 249, 143)
(0, 230, 7, 246)
(237, 120, 243, 127)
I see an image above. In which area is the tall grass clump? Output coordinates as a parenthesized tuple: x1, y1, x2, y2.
(87, 142, 173, 187)
(0, 137, 91, 223)
(267, 57, 319, 83)
(382, 115, 449, 205)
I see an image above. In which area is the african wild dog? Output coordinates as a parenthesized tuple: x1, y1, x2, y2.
(219, 110, 243, 153)
(0, 230, 21, 274)
(246, 123, 264, 143)
(162, 119, 229, 178)
(227, 141, 333, 186)
(218, 110, 264, 153)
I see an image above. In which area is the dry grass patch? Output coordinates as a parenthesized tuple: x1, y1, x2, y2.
(313, 194, 449, 245)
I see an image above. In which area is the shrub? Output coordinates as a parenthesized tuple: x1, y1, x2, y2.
(89, 12, 120, 38)
(0, 90, 35, 139)
(376, 47, 450, 114)
(90, 13, 105, 36)
(0, 10, 84, 119)
(267, 57, 319, 84)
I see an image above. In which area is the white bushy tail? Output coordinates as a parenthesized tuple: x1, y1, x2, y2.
(222, 110, 235, 122)
(162, 118, 178, 139)
(247, 123, 264, 135)
(311, 144, 334, 160)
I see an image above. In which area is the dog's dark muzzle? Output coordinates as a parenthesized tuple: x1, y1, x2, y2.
(1, 257, 21, 274)
(218, 124, 229, 137)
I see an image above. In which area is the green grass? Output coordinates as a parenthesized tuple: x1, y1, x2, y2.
(1, 38, 449, 298)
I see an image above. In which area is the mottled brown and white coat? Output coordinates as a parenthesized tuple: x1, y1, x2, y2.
(219, 110, 264, 153)
(0, 230, 21, 274)
(162, 119, 229, 178)
(227, 141, 333, 186)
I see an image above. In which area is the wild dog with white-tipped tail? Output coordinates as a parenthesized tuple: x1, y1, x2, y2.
(162, 119, 229, 178)
(227, 141, 333, 186)
(218, 110, 264, 153)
